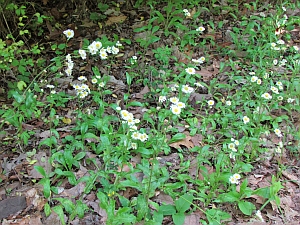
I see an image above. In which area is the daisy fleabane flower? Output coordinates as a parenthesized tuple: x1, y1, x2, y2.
(185, 67, 196, 75)
(170, 104, 181, 115)
(176, 102, 186, 109)
(159, 96, 166, 103)
(261, 93, 272, 100)
(243, 116, 250, 124)
(229, 174, 240, 184)
(182, 85, 194, 94)
(251, 76, 258, 82)
(196, 26, 205, 32)
(170, 97, 179, 104)
(274, 128, 282, 137)
(63, 29, 74, 39)
(226, 100, 231, 106)
(208, 100, 214, 106)
(78, 49, 87, 60)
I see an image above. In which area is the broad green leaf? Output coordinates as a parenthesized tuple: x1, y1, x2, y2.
(52, 205, 66, 225)
(34, 165, 47, 177)
(159, 204, 176, 215)
(44, 202, 51, 217)
(175, 193, 193, 213)
(238, 201, 255, 215)
(39, 178, 51, 198)
(17, 80, 27, 90)
(55, 198, 75, 214)
(169, 133, 186, 143)
(172, 212, 185, 225)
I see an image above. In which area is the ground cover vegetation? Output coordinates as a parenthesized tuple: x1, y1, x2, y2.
(0, 0, 300, 224)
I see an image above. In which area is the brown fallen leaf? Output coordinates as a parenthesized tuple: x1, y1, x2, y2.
(105, 15, 127, 26)
(169, 135, 194, 150)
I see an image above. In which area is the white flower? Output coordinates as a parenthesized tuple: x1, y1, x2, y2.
(249, 72, 256, 75)
(234, 140, 239, 146)
(277, 39, 285, 45)
(159, 96, 167, 103)
(293, 46, 299, 51)
(120, 110, 130, 120)
(185, 67, 196, 74)
(251, 76, 258, 82)
(65, 67, 72, 76)
(273, 59, 278, 65)
(92, 41, 102, 50)
(176, 102, 186, 108)
(226, 101, 231, 106)
(131, 131, 140, 140)
(99, 82, 105, 87)
(277, 96, 283, 101)
(131, 143, 137, 149)
(264, 73, 269, 79)
(63, 29, 74, 39)
(78, 76, 87, 81)
(261, 93, 272, 100)
(257, 79, 262, 85)
(91, 78, 98, 84)
(116, 41, 122, 47)
(88, 44, 98, 55)
(195, 82, 204, 88)
(139, 133, 148, 142)
(196, 26, 205, 32)
(208, 100, 214, 106)
(132, 56, 137, 60)
(100, 51, 108, 59)
(256, 210, 264, 222)
(287, 98, 295, 103)
(270, 86, 279, 94)
(229, 176, 239, 184)
(182, 85, 194, 94)
(228, 143, 235, 150)
(274, 128, 282, 137)
(46, 84, 55, 88)
(78, 49, 87, 60)
(233, 173, 241, 180)
(170, 97, 179, 104)
(50, 90, 56, 94)
(170, 104, 181, 115)
(111, 46, 119, 54)
(116, 107, 121, 111)
(243, 116, 250, 124)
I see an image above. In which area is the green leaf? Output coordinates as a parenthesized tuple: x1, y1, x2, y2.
(83, 132, 99, 140)
(17, 80, 27, 90)
(44, 202, 51, 217)
(169, 133, 186, 143)
(39, 178, 51, 198)
(172, 212, 185, 225)
(253, 187, 270, 199)
(175, 193, 193, 213)
(75, 200, 87, 218)
(159, 204, 176, 215)
(74, 152, 86, 161)
(127, 101, 144, 107)
(34, 165, 47, 177)
(52, 205, 66, 225)
(238, 201, 255, 216)
(55, 198, 75, 214)
(216, 192, 240, 203)
(58, 43, 66, 50)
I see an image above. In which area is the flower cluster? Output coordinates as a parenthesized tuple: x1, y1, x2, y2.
(72, 80, 90, 99)
(65, 54, 74, 76)
(86, 39, 121, 59)
(183, 9, 190, 17)
(228, 138, 239, 160)
(192, 56, 205, 64)
(229, 173, 241, 184)
(118, 109, 147, 147)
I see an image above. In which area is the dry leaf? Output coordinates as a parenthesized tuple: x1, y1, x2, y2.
(169, 135, 194, 149)
(105, 15, 127, 26)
